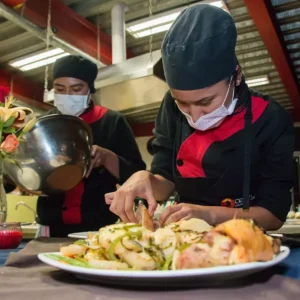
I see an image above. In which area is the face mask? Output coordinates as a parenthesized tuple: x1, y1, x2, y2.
(54, 92, 90, 116)
(177, 76, 238, 131)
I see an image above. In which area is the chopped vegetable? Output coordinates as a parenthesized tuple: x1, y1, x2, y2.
(45, 254, 90, 268)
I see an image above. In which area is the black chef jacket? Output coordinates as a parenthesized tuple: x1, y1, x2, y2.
(37, 104, 146, 237)
(151, 84, 294, 222)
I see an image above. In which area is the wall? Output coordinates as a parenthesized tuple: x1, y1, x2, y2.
(135, 136, 153, 170)
(6, 195, 38, 223)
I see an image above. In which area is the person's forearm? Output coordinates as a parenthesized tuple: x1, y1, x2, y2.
(151, 174, 175, 201)
(208, 206, 283, 231)
(104, 151, 120, 180)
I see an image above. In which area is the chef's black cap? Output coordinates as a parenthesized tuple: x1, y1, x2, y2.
(162, 4, 237, 90)
(53, 55, 98, 93)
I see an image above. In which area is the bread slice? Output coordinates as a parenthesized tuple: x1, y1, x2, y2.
(135, 203, 155, 232)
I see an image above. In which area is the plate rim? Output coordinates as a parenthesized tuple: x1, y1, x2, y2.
(38, 246, 290, 279)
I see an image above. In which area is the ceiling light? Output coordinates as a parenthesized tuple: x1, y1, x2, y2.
(9, 48, 65, 68)
(246, 75, 270, 87)
(20, 53, 70, 71)
(126, 1, 226, 39)
(133, 23, 173, 38)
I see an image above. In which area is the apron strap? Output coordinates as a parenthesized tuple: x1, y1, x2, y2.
(243, 94, 252, 210)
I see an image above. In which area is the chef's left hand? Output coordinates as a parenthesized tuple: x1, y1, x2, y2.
(159, 203, 212, 226)
(86, 145, 112, 178)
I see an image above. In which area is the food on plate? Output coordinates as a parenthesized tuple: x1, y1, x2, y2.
(56, 205, 280, 271)
(135, 202, 155, 231)
(173, 219, 277, 270)
(287, 211, 296, 219)
(286, 211, 300, 219)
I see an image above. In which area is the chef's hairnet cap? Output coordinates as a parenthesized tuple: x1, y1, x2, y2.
(53, 55, 98, 93)
(162, 4, 237, 90)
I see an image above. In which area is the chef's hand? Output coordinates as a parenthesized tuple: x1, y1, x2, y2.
(86, 145, 112, 178)
(105, 171, 158, 223)
(159, 203, 212, 226)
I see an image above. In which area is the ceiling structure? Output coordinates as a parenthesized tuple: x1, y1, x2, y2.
(0, 0, 299, 123)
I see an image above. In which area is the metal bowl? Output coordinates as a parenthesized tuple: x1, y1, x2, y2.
(3, 114, 93, 196)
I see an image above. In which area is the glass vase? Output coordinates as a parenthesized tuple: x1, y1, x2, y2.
(0, 159, 7, 223)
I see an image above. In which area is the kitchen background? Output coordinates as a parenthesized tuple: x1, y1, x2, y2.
(0, 0, 300, 236)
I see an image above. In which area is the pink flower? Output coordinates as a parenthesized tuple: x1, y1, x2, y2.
(0, 86, 10, 104)
(1, 134, 19, 154)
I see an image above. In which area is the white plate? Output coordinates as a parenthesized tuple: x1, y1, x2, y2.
(38, 246, 290, 288)
(68, 232, 97, 239)
(285, 219, 300, 225)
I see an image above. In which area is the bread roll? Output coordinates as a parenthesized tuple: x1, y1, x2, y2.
(213, 219, 274, 262)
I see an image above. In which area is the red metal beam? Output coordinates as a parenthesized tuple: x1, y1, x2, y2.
(130, 122, 155, 137)
(0, 69, 50, 110)
(244, 0, 300, 119)
(5, 0, 134, 65)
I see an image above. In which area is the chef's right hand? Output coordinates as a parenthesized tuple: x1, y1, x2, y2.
(105, 171, 157, 223)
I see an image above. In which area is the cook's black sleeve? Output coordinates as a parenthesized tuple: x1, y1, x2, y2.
(254, 108, 294, 222)
(151, 92, 177, 182)
(110, 113, 146, 184)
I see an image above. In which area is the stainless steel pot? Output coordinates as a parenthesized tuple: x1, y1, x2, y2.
(3, 114, 93, 196)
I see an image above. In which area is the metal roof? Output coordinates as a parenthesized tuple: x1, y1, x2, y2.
(0, 0, 299, 121)
(271, 0, 300, 91)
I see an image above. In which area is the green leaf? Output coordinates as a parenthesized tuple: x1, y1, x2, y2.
(3, 127, 16, 134)
(4, 117, 15, 128)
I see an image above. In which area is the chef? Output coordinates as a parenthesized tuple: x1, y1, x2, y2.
(37, 55, 146, 237)
(105, 4, 294, 231)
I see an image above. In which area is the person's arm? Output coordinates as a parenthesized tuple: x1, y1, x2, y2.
(101, 150, 120, 179)
(105, 93, 177, 222)
(150, 174, 175, 202)
(160, 204, 282, 230)
(149, 91, 177, 200)
(206, 206, 283, 230)
(108, 113, 146, 183)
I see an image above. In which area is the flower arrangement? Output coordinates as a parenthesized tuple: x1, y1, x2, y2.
(0, 86, 37, 223)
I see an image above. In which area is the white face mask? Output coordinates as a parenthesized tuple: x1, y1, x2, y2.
(54, 92, 90, 116)
(177, 76, 238, 131)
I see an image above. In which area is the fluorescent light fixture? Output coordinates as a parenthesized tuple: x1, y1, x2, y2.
(126, 1, 226, 39)
(134, 23, 173, 38)
(127, 12, 181, 33)
(20, 53, 70, 71)
(246, 75, 270, 87)
(9, 48, 65, 68)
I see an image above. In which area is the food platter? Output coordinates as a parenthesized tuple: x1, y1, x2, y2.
(38, 247, 289, 287)
(43, 205, 290, 288)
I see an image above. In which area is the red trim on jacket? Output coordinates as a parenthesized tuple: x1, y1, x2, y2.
(80, 104, 108, 124)
(176, 96, 268, 178)
(62, 105, 108, 225)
